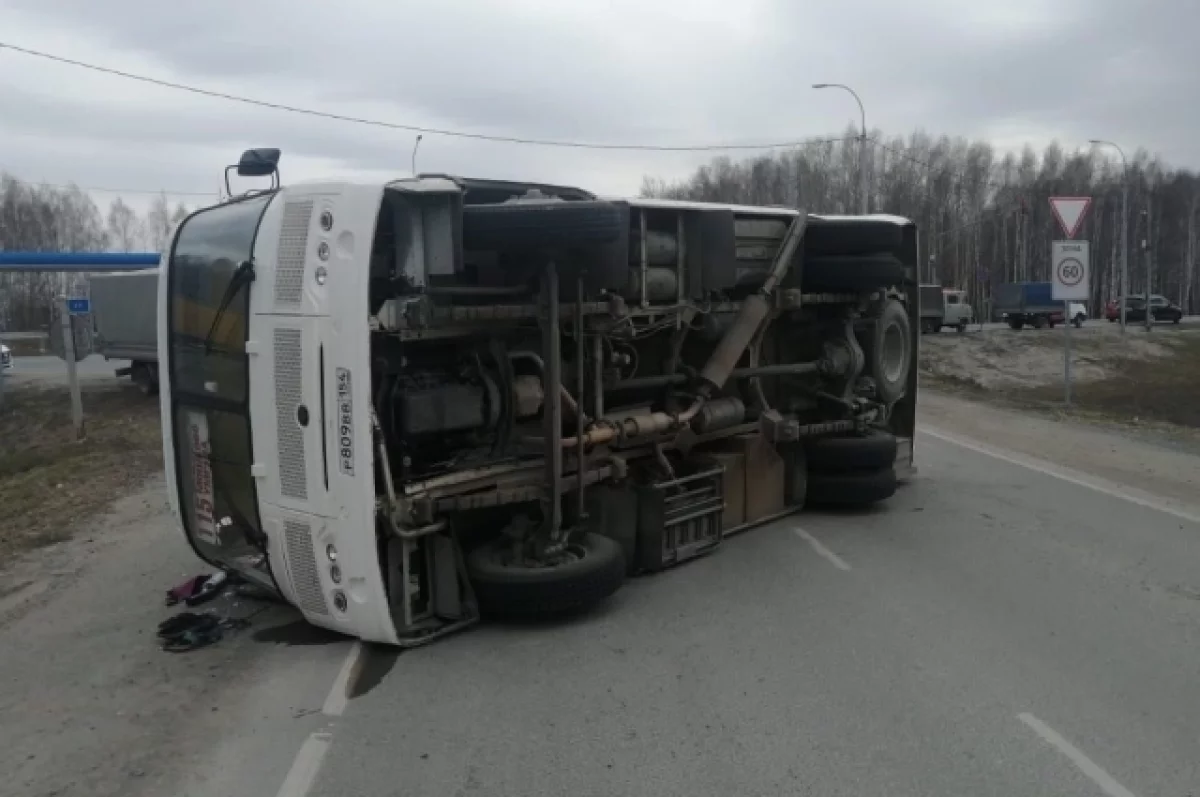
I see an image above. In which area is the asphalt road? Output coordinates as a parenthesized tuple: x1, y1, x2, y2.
(2, 354, 129, 385)
(5, 410, 1197, 797)
(197, 431, 1195, 797)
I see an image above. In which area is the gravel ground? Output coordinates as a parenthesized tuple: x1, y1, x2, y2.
(919, 323, 1200, 429)
(919, 322, 1184, 390)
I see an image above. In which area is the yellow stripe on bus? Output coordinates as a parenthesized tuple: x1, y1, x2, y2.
(171, 296, 247, 350)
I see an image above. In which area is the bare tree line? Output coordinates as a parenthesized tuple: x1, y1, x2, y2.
(0, 175, 189, 331)
(4, 132, 1198, 332)
(643, 126, 1200, 317)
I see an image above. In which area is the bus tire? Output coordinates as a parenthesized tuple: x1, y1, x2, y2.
(804, 254, 905, 291)
(863, 298, 912, 404)
(807, 467, 898, 507)
(806, 430, 897, 474)
(463, 200, 624, 250)
(467, 532, 625, 619)
(804, 219, 904, 256)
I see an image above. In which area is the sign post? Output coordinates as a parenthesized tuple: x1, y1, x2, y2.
(1051, 241, 1091, 407)
(1049, 197, 1092, 408)
(58, 296, 85, 439)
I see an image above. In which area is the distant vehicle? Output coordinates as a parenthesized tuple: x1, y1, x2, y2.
(918, 285, 972, 333)
(1, 343, 11, 371)
(994, 281, 1065, 329)
(919, 284, 945, 333)
(941, 289, 974, 331)
(1125, 294, 1183, 324)
(89, 269, 159, 394)
(1067, 301, 1088, 327)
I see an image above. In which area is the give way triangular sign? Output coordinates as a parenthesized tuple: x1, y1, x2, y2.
(1049, 196, 1091, 239)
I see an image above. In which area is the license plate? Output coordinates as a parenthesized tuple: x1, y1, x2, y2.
(336, 368, 354, 476)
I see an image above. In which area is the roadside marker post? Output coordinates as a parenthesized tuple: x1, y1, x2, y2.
(59, 295, 86, 439)
(1049, 197, 1093, 409)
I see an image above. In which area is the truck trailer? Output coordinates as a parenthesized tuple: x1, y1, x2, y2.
(90, 269, 160, 394)
(157, 151, 921, 648)
(994, 281, 1065, 329)
(918, 284, 945, 333)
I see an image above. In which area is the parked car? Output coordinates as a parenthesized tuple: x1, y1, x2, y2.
(1124, 295, 1183, 324)
(1, 343, 11, 371)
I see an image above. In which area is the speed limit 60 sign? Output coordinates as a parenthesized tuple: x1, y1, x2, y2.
(1051, 240, 1090, 301)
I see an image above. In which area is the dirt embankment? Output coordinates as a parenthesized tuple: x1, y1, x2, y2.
(919, 324, 1200, 431)
(0, 382, 162, 564)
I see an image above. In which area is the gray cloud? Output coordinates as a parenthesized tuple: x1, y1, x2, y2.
(1, 0, 1197, 212)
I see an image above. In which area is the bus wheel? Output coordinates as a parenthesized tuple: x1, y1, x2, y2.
(467, 532, 625, 619)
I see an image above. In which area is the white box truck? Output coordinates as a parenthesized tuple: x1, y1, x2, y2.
(90, 269, 160, 394)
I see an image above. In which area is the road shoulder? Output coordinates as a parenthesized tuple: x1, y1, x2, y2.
(919, 389, 1200, 513)
(0, 476, 333, 797)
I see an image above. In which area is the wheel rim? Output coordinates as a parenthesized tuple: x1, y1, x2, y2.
(487, 542, 586, 570)
(880, 321, 907, 383)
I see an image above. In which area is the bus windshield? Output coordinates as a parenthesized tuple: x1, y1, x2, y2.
(166, 192, 276, 589)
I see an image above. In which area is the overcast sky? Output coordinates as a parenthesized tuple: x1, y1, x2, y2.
(0, 0, 1195, 215)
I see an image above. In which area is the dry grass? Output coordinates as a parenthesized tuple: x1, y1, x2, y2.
(1021, 334, 1200, 428)
(920, 328, 1200, 431)
(0, 382, 162, 563)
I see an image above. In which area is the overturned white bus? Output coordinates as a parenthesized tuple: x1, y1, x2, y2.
(159, 149, 919, 648)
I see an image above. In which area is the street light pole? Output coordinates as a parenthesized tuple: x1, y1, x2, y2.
(814, 83, 869, 215)
(1089, 139, 1129, 334)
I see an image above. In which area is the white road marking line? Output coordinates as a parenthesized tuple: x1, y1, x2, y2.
(322, 641, 364, 717)
(1017, 713, 1138, 797)
(274, 732, 333, 797)
(921, 426, 1200, 526)
(792, 527, 851, 571)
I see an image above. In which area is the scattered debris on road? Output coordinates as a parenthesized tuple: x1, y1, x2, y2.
(165, 570, 230, 607)
(156, 611, 250, 653)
